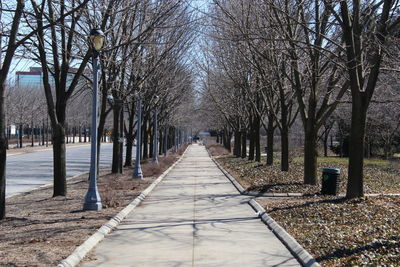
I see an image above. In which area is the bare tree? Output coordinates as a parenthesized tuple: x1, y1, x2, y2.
(326, 0, 400, 197)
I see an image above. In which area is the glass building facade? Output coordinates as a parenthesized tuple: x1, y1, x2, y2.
(16, 67, 43, 88)
(16, 67, 75, 88)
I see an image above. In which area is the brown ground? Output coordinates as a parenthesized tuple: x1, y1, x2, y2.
(0, 151, 182, 267)
(257, 196, 400, 266)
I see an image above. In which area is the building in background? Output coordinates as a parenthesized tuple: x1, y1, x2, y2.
(16, 67, 43, 88)
(16, 66, 77, 89)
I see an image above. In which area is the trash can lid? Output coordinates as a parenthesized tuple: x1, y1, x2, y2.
(322, 168, 340, 174)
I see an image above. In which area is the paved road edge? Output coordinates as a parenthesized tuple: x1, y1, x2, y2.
(207, 151, 320, 267)
(6, 171, 90, 199)
(58, 146, 189, 267)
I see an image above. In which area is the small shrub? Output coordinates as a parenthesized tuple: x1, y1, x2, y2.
(141, 154, 178, 177)
(142, 162, 164, 177)
(99, 186, 120, 208)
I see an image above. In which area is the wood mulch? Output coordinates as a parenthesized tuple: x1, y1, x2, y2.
(257, 195, 400, 266)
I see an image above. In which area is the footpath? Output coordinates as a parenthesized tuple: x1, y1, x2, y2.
(83, 144, 300, 267)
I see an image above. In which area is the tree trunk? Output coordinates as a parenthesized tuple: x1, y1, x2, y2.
(266, 113, 274, 165)
(125, 134, 134, 166)
(304, 126, 318, 184)
(241, 130, 247, 158)
(5, 126, 9, 150)
(119, 107, 123, 173)
(225, 131, 232, 152)
(0, 92, 7, 219)
(73, 126, 76, 143)
(46, 119, 49, 147)
(97, 89, 110, 170)
(79, 124, 82, 143)
(111, 102, 122, 173)
(52, 124, 66, 196)
(149, 126, 153, 159)
(143, 116, 148, 159)
(66, 126, 69, 144)
(248, 118, 255, 161)
(347, 98, 367, 198)
(234, 130, 241, 157)
(159, 129, 163, 155)
(281, 127, 289, 171)
(42, 122, 45, 146)
(124, 100, 135, 167)
(19, 124, 23, 148)
(254, 116, 261, 162)
(31, 123, 34, 147)
(84, 125, 87, 143)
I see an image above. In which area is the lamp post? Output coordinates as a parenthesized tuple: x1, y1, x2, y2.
(133, 80, 143, 179)
(83, 28, 105, 211)
(152, 96, 160, 164)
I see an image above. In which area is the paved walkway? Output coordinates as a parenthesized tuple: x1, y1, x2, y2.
(84, 144, 299, 267)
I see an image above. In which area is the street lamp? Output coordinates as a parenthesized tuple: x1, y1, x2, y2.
(83, 28, 105, 211)
(152, 95, 160, 164)
(133, 78, 143, 179)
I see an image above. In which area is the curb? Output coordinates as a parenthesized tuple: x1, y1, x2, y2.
(211, 156, 246, 193)
(5, 171, 91, 199)
(58, 146, 189, 267)
(210, 155, 306, 197)
(208, 151, 319, 267)
(249, 199, 320, 267)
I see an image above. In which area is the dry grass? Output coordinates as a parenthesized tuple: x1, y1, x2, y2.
(141, 154, 179, 177)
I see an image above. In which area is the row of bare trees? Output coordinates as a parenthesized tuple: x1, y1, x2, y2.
(198, 0, 400, 198)
(0, 0, 196, 219)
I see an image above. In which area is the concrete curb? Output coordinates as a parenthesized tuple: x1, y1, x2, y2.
(57, 146, 189, 267)
(208, 151, 319, 267)
(5, 171, 91, 199)
(249, 199, 320, 267)
(211, 156, 246, 193)
(210, 155, 306, 197)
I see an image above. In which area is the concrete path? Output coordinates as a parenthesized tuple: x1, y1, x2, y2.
(84, 144, 300, 267)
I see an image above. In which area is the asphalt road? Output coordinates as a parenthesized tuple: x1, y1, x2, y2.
(6, 143, 129, 196)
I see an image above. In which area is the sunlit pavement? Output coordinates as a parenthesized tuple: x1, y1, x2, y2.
(84, 144, 300, 267)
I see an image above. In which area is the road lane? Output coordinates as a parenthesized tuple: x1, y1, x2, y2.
(6, 143, 129, 196)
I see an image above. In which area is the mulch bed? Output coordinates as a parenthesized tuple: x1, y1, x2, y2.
(0, 153, 180, 267)
(257, 195, 400, 266)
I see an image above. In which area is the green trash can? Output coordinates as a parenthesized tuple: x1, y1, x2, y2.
(321, 168, 340, 195)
